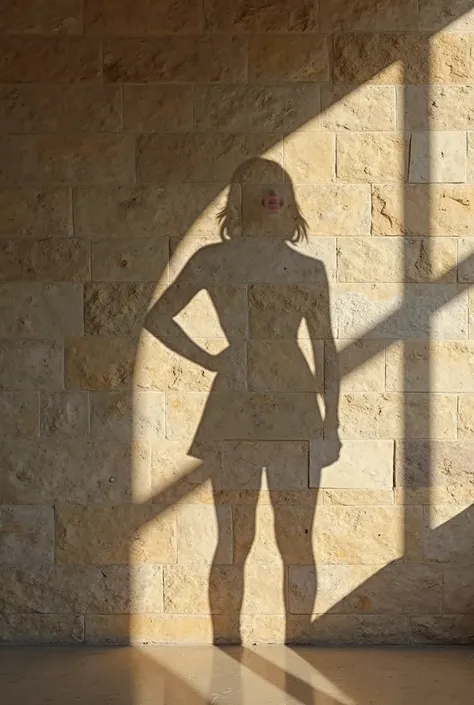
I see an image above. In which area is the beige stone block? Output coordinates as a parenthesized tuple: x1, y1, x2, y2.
(222, 441, 308, 491)
(418, 0, 474, 31)
(335, 284, 468, 340)
(411, 615, 474, 645)
(0, 283, 82, 337)
(295, 185, 370, 236)
(424, 504, 474, 563)
(137, 134, 283, 183)
(0, 615, 83, 645)
(337, 133, 407, 183)
(164, 565, 241, 614)
(0, 187, 70, 238)
(177, 505, 232, 564)
(85, 283, 152, 338)
(85, 0, 203, 34)
(248, 339, 323, 392)
(404, 86, 474, 131)
(387, 342, 474, 392)
(0, 339, 62, 391)
(322, 489, 394, 505)
(320, 86, 396, 131)
(443, 566, 474, 612)
(339, 393, 457, 440)
(288, 614, 410, 645)
(0, 506, 53, 564)
(459, 238, 474, 282)
(0, 0, 81, 35)
(56, 505, 176, 564)
(321, 0, 417, 30)
(91, 239, 168, 282)
(337, 237, 457, 283)
(459, 396, 474, 438)
(311, 440, 394, 489)
(103, 36, 246, 83)
(243, 564, 285, 614)
(410, 131, 466, 183)
(0, 37, 100, 82)
(194, 85, 320, 133)
(396, 441, 474, 490)
(289, 564, 441, 614)
(87, 614, 239, 644)
(248, 35, 329, 82)
(467, 133, 474, 182)
(123, 86, 192, 132)
(334, 33, 474, 85)
(0, 392, 39, 439)
(0, 239, 90, 282)
(1, 439, 150, 504)
(335, 339, 386, 393)
(396, 486, 474, 505)
(90, 391, 163, 442)
(150, 439, 222, 498)
(41, 392, 88, 438)
(0, 85, 120, 133)
(239, 615, 287, 644)
(65, 337, 135, 391)
(74, 184, 227, 240)
(283, 133, 334, 182)
(204, 0, 318, 32)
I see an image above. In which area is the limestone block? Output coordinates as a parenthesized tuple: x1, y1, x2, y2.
(283, 133, 335, 182)
(223, 440, 308, 491)
(409, 131, 466, 183)
(0, 239, 89, 282)
(248, 284, 332, 338)
(337, 133, 407, 183)
(411, 616, 474, 645)
(204, 0, 318, 32)
(248, 35, 329, 82)
(467, 133, 474, 182)
(85, 0, 203, 34)
(150, 439, 222, 497)
(0, 615, 83, 644)
(0, 392, 39, 438)
(320, 86, 396, 131)
(321, 0, 417, 30)
(459, 396, 474, 438)
(65, 337, 135, 390)
(91, 238, 168, 282)
(103, 37, 246, 83)
(90, 391, 164, 441)
(396, 441, 474, 489)
(458, 238, 474, 282)
(0, 0, 81, 35)
(56, 506, 177, 563)
(248, 339, 323, 392)
(0, 283, 82, 337)
(123, 86, 193, 132)
(418, 0, 474, 31)
(403, 86, 474, 131)
(0, 187, 70, 237)
(164, 565, 242, 613)
(310, 440, 394, 488)
(0, 37, 100, 82)
(322, 489, 394, 505)
(287, 614, 410, 645)
(424, 504, 474, 563)
(162, 286, 247, 339)
(334, 339, 386, 393)
(40, 392, 88, 438)
(294, 185, 371, 236)
(0, 506, 53, 564)
(387, 342, 474, 392)
(177, 504, 232, 564)
(0, 339, 62, 391)
(85, 283, 153, 337)
(443, 566, 474, 612)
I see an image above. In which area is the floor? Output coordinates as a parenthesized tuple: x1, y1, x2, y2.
(1, 646, 473, 705)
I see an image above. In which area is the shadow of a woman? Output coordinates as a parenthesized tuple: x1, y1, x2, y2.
(146, 158, 341, 646)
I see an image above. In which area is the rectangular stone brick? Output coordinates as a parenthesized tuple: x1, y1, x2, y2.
(387, 342, 474, 392)
(443, 566, 474, 613)
(0, 506, 53, 564)
(403, 86, 474, 131)
(91, 238, 168, 282)
(86, 614, 238, 644)
(0, 37, 100, 82)
(339, 393, 457, 439)
(0, 615, 83, 645)
(222, 440, 308, 491)
(249, 284, 332, 339)
(74, 184, 227, 240)
(335, 284, 467, 340)
(418, 0, 474, 31)
(310, 440, 394, 489)
(150, 439, 222, 497)
(396, 486, 474, 505)
(334, 339, 386, 393)
(283, 133, 334, 182)
(322, 489, 394, 505)
(0, 339, 62, 391)
(0, 283, 82, 337)
(410, 615, 474, 645)
(0, 85, 121, 133)
(273, 614, 410, 645)
(458, 238, 474, 282)
(194, 85, 320, 133)
(321, 0, 417, 30)
(409, 131, 466, 183)
(248, 338, 323, 392)
(0, 239, 89, 282)
(56, 505, 177, 563)
(123, 86, 193, 132)
(320, 86, 396, 131)
(177, 504, 232, 564)
(248, 35, 329, 82)
(424, 504, 474, 563)
(459, 396, 474, 438)
(396, 441, 474, 489)
(65, 337, 135, 391)
(85, 0, 203, 34)
(295, 185, 370, 236)
(90, 391, 164, 441)
(337, 237, 457, 283)
(0, 392, 39, 439)
(204, 0, 319, 32)
(164, 564, 243, 614)
(1, 440, 150, 504)
(41, 392, 88, 438)
(85, 283, 153, 337)
(137, 134, 283, 183)
(0, 187, 70, 238)
(103, 36, 246, 83)
(0, 0, 81, 35)
(337, 133, 407, 183)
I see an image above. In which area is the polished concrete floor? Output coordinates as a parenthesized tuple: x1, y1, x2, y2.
(1, 646, 473, 705)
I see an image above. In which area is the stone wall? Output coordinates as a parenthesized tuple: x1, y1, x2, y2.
(1, 0, 474, 645)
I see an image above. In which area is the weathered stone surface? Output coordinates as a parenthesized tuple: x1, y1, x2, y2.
(424, 504, 474, 564)
(334, 284, 467, 340)
(0, 392, 39, 439)
(150, 439, 222, 497)
(337, 238, 457, 283)
(334, 33, 473, 84)
(320, 85, 396, 131)
(443, 567, 474, 613)
(56, 506, 176, 563)
(1, 440, 150, 504)
(0, 564, 163, 614)
(395, 441, 474, 489)
(123, 86, 193, 132)
(204, 0, 319, 32)
(264, 614, 410, 645)
(248, 339, 323, 392)
(283, 133, 334, 182)
(164, 565, 242, 614)
(90, 391, 164, 441)
(321, 0, 417, 30)
(103, 37, 246, 83)
(74, 184, 227, 240)
(0, 0, 81, 35)
(339, 393, 457, 439)
(0, 85, 121, 133)
(65, 337, 135, 390)
(194, 85, 320, 133)
(409, 131, 466, 183)
(0, 615, 83, 644)
(0, 239, 89, 282)
(387, 342, 474, 392)
(248, 35, 329, 82)
(404, 86, 474, 131)
(396, 486, 474, 505)
(85, 0, 203, 34)
(418, 0, 474, 31)
(0, 283, 82, 337)
(85, 283, 153, 337)
(0, 339, 62, 391)
(222, 441, 308, 491)
(459, 396, 474, 438)
(310, 440, 394, 489)
(334, 339, 386, 393)
(0, 37, 100, 82)
(0, 188, 70, 238)
(137, 134, 283, 183)
(411, 616, 474, 645)
(91, 238, 168, 282)
(458, 239, 474, 282)
(40, 392, 88, 438)
(294, 185, 370, 236)
(177, 505, 232, 564)
(337, 133, 407, 183)
(322, 489, 394, 505)
(0, 506, 53, 564)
